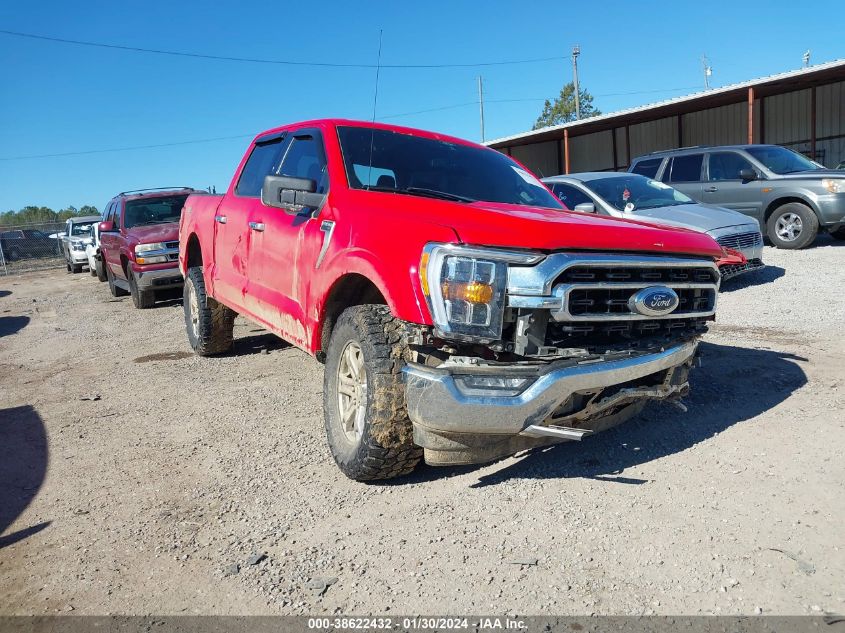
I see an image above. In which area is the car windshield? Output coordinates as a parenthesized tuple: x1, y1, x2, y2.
(745, 146, 821, 174)
(124, 195, 189, 229)
(586, 175, 694, 212)
(336, 126, 562, 209)
(71, 222, 94, 236)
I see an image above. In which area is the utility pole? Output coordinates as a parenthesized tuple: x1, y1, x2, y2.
(571, 45, 581, 120)
(701, 54, 712, 89)
(803, 50, 811, 67)
(477, 75, 485, 143)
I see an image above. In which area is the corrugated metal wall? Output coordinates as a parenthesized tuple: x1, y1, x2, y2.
(499, 78, 845, 173)
(510, 140, 558, 178)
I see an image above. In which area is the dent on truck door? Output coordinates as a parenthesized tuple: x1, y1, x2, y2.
(213, 136, 285, 309)
(246, 131, 329, 348)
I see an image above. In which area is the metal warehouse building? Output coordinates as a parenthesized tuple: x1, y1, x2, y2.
(487, 59, 845, 175)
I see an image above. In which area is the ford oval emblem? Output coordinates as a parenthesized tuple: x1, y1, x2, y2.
(628, 286, 680, 317)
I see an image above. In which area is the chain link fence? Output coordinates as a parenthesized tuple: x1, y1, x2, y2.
(0, 222, 69, 276)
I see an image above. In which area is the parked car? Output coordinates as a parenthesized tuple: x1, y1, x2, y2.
(85, 219, 107, 282)
(61, 216, 101, 273)
(542, 173, 764, 280)
(0, 228, 61, 261)
(179, 118, 725, 481)
(629, 144, 845, 249)
(99, 188, 200, 308)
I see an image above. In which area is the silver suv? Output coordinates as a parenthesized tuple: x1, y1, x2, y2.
(629, 145, 845, 249)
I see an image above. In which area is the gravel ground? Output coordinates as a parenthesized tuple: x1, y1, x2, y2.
(1, 238, 843, 616)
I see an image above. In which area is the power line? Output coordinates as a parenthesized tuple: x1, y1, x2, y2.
(0, 29, 566, 69)
(0, 134, 254, 161)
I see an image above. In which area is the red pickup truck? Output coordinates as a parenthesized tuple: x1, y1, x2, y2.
(179, 119, 724, 481)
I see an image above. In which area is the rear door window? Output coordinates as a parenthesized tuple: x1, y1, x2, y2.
(236, 137, 286, 197)
(665, 154, 704, 183)
(630, 158, 663, 179)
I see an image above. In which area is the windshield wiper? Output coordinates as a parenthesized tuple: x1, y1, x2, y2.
(404, 187, 475, 203)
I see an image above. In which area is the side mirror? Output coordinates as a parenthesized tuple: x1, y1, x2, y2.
(99, 221, 117, 232)
(262, 175, 326, 215)
(739, 168, 757, 182)
(573, 202, 596, 213)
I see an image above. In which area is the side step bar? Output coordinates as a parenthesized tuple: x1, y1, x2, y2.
(520, 425, 593, 441)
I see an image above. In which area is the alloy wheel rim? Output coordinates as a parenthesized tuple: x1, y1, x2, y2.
(187, 280, 200, 339)
(336, 340, 367, 443)
(776, 212, 803, 241)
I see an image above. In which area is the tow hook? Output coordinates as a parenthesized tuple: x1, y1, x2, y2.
(669, 399, 688, 413)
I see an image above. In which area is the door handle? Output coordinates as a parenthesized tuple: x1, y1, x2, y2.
(705, 186, 718, 193)
(248, 221, 265, 232)
(214, 215, 227, 224)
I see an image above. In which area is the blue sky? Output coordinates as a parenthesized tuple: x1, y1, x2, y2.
(0, 0, 842, 211)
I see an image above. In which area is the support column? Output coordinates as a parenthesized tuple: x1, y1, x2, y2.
(811, 86, 817, 160)
(747, 87, 755, 144)
(564, 128, 570, 175)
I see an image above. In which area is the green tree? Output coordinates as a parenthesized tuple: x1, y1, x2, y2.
(533, 82, 601, 130)
(0, 204, 99, 228)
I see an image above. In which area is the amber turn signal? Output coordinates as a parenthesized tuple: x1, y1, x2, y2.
(441, 280, 495, 304)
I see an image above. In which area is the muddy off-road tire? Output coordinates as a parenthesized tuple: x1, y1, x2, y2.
(128, 269, 155, 309)
(183, 266, 235, 356)
(767, 202, 818, 249)
(106, 265, 128, 297)
(323, 304, 422, 481)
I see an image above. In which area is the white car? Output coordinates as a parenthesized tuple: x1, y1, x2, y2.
(61, 215, 101, 274)
(85, 220, 107, 281)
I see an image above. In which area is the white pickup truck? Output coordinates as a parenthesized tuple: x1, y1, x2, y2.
(60, 215, 101, 273)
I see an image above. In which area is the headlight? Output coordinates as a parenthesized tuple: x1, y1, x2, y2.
(135, 242, 167, 254)
(136, 255, 168, 264)
(822, 179, 845, 193)
(420, 244, 542, 341)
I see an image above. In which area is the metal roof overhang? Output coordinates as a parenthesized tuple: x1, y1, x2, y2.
(488, 60, 845, 148)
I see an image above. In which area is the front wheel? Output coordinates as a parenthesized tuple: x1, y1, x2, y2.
(183, 266, 236, 356)
(767, 202, 818, 249)
(323, 305, 422, 481)
(128, 269, 155, 309)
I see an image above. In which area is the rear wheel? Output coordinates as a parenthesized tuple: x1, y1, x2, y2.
(766, 202, 818, 249)
(71, 263, 83, 273)
(323, 305, 422, 481)
(95, 257, 107, 282)
(106, 264, 128, 297)
(183, 266, 236, 356)
(6, 247, 21, 262)
(128, 269, 155, 309)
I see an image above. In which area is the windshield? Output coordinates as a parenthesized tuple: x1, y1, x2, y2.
(587, 175, 694, 212)
(745, 146, 821, 174)
(336, 126, 562, 209)
(124, 195, 189, 229)
(71, 222, 94, 237)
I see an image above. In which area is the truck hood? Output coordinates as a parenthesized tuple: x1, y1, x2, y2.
(624, 203, 756, 233)
(445, 200, 724, 259)
(126, 222, 179, 244)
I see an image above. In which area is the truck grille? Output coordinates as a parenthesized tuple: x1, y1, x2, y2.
(557, 266, 718, 285)
(546, 318, 708, 350)
(165, 241, 179, 249)
(568, 287, 714, 317)
(716, 232, 762, 250)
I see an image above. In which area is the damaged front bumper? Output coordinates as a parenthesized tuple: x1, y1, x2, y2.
(403, 341, 698, 465)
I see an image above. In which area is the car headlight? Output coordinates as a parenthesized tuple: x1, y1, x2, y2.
(135, 242, 167, 254)
(822, 179, 845, 194)
(419, 244, 542, 341)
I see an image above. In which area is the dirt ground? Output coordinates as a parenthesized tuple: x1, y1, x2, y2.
(1, 238, 843, 616)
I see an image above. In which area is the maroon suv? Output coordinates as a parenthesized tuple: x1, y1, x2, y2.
(99, 188, 201, 308)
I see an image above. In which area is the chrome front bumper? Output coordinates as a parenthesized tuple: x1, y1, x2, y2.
(403, 340, 698, 436)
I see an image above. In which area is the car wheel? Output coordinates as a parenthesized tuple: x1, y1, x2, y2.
(106, 264, 128, 297)
(6, 247, 21, 262)
(128, 269, 155, 309)
(830, 226, 845, 241)
(323, 304, 422, 481)
(71, 263, 83, 273)
(766, 202, 819, 249)
(183, 266, 236, 356)
(95, 258, 107, 282)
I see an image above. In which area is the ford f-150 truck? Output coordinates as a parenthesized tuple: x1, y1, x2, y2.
(179, 119, 725, 481)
